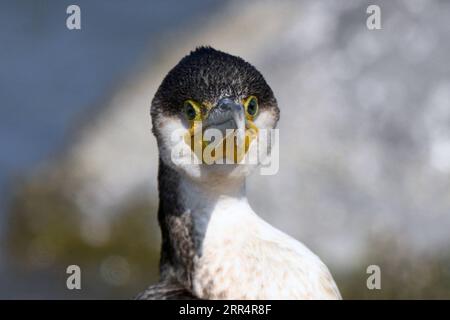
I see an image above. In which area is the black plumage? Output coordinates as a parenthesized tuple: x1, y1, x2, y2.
(151, 46, 278, 119)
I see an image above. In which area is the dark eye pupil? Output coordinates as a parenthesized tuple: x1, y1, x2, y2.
(185, 103, 196, 120)
(248, 99, 257, 115)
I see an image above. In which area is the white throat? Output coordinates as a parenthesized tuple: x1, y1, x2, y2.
(174, 172, 341, 300)
(178, 174, 255, 252)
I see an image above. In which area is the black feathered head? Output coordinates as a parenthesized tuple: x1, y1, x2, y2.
(151, 47, 280, 180)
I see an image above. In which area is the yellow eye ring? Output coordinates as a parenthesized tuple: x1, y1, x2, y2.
(244, 96, 259, 118)
(183, 100, 201, 121)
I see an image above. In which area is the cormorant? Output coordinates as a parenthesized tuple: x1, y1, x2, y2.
(136, 47, 341, 300)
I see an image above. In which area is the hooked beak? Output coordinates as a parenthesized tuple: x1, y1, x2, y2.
(203, 98, 246, 146)
(185, 97, 259, 164)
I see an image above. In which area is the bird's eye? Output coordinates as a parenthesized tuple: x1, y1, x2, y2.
(184, 101, 198, 120)
(245, 96, 259, 117)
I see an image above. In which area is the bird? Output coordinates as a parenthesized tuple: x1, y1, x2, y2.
(136, 47, 342, 300)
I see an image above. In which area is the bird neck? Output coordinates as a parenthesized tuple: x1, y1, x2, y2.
(156, 159, 249, 285)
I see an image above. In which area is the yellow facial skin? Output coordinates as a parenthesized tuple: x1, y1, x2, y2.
(183, 97, 259, 164)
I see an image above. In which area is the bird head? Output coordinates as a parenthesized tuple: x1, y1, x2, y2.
(151, 47, 280, 182)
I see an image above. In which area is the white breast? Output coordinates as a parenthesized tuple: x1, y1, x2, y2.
(190, 197, 342, 300)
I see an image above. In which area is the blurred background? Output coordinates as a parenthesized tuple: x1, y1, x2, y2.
(1, 0, 450, 299)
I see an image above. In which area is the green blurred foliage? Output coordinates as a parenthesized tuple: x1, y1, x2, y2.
(6, 180, 161, 298)
(5, 180, 450, 299)
(337, 236, 450, 299)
